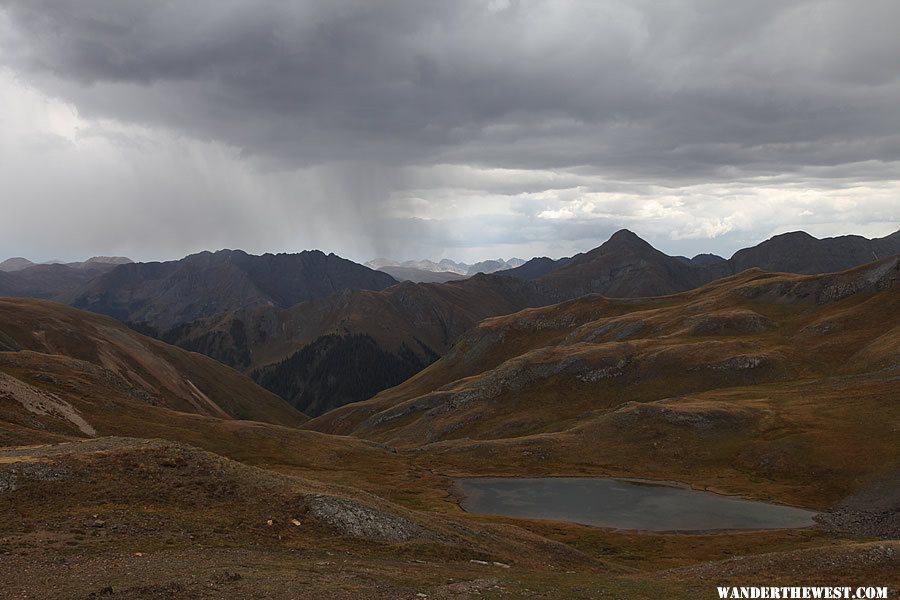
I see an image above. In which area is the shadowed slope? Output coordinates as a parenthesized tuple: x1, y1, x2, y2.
(168, 274, 550, 416)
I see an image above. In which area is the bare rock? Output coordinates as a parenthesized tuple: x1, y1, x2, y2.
(305, 494, 428, 542)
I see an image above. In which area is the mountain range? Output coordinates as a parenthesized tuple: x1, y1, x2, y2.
(1, 229, 898, 418)
(0, 255, 132, 272)
(155, 228, 900, 416)
(504, 230, 900, 284)
(0, 257, 133, 300)
(373, 265, 467, 283)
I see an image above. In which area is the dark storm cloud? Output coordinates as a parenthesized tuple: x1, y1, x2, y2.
(4, 0, 899, 176)
(0, 0, 898, 262)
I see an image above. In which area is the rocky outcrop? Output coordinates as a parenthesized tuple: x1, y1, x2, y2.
(732, 257, 898, 305)
(0, 461, 71, 492)
(817, 467, 900, 539)
(305, 494, 429, 542)
(686, 310, 774, 336)
(611, 402, 759, 433)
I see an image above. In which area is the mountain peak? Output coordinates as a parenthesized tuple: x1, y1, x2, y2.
(608, 228, 640, 240)
(81, 256, 132, 267)
(769, 231, 816, 242)
(599, 229, 654, 252)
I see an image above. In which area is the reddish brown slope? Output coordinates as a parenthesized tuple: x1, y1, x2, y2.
(0, 297, 305, 427)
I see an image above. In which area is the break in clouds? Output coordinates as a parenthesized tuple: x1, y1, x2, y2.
(0, 0, 898, 263)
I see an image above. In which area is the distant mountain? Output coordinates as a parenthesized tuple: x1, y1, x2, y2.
(502, 255, 574, 280)
(691, 253, 727, 266)
(508, 229, 900, 284)
(675, 253, 727, 266)
(377, 266, 467, 283)
(0, 256, 132, 272)
(437, 258, 470, 274)
(365, 258, 400, 269)
(68, 249, 397, 330)
(0, 262, 121, 300)
(531, 230, 711, 300)
(466, 257, 526, 275)
(366, 258, 469, 275)
(0, 257, 34, 272)
(0, 256, 132, 299)
(366, 257, 526, 277)
(727, 231, 900, 274)
(74, 256, 133, 269)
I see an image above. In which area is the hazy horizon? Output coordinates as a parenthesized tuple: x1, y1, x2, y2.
(3, 225, 898, 269)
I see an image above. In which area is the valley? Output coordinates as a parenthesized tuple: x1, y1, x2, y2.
(1, 234, 897, 598)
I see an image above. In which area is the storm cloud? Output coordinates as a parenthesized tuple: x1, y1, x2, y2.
(0, 0, 898, 262)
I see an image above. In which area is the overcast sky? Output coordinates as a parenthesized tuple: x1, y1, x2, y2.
(1, 0, 898, 264)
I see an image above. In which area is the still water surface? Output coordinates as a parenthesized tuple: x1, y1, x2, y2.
(456, 477, 818, 531)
